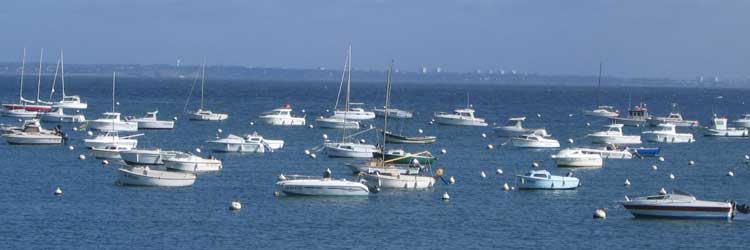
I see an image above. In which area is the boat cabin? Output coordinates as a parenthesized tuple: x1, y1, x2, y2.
(523, 170, 551, 179)
(453, 108, 477, 119)
(711, 117, 729, 130)
(655, 123, 677, 133)
(627, 105, 649, 119)
(102, 112, 122, 120)
(666, 113, 683, 121)
(62, 95, 81, 103)
(506, 117, 526, 127)
(603, 124, 625, 134)
(21, 120, 42, 133)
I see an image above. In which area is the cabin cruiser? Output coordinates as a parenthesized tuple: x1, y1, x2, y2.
(88, 112, 138, 132)
(315, 116, 360, 129)
(494, 117, 548, 137)
(120, 148, 181, 165)
(163, 152, 222, 172)
(621, 190, 735, 220)
(40, 107, 85, 123)
(642, 123, 695, 143)
(275, 169, 370, 196)
(117, 165, 196, 187)
(583, 106, 620, 118)
(330, 103, 376, 120)
(587, 124, 641, 145)
(126, 110, 174, 129)
(516, 170, 580, 190)
(609, 104, 650, 127)
(91, 145, 131, 159)
(433, 108, 488, 126)
(2, 120, 65, 145)
(324, 142, 379, 158)
(575, 145, 634, 159)
(208, 133, 284, 153)
(703, 116, 748, 137)
(510, 134, 560, 148)
(51, 96, 87, 110)
(646, 112, 699, 128)
(361, 167, 436, 190)
(372, 107, 414, 119)
(189, 109, 228, 121)
(733, 114, 750, 128)
(83, 132, 139, 149)
(259, 104, 306, 126)
(551, 148, 604, 168)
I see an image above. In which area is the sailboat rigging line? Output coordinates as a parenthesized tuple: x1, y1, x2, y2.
(182, 64, 202, 113)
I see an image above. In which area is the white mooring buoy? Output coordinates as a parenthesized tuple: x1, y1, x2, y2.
(659, 188, 667, 195)
(480, 171, 487, 178)
(101, 160, 109, 165)
(532, 161, 540, 168)
(487, 144, 494, 149)
(624, 178, 631, 186)
(688, 160, 695, 166)
(68, 145, 74, 151)
(727, 171, 735, 177)
(651, 165, 658, 170)
(78, 154, 86, 160)
(669, 173, 675, 180)
(593, 208, 606, 219)
(496, 169, 503, 175)
(441, 149, 447, 154)
(442, 192, 450, 200)
(448, 176, 456, 184)
(481, 133, 487, 138)
(658, 156, 665, 162)
(54, 187, 63, 196)
(230, 200, 242, 211)
(310, 153, 317, 159)
(502, 183, 510, 191)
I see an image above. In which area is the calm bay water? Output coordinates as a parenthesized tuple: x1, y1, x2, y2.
(1, 75, 749, 249)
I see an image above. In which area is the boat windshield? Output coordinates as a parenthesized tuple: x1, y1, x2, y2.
(63, 96, 79, 102)
(104, 114, 119, 120)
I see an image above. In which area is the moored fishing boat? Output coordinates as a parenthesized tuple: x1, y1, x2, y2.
(259, 104, 306, 126)
(383, 131, 436, 144)
(494, 117, 548, 137)
(163, 152, 222, 172)
(551, 148, 603, 168)
(587, 124, 641, 145)
(126, 110, 175, 129)
(2, 119, 65, 145)
(516, 169, 580, 190)
(703, 116, 748, 137)
(621, 190, 735, 220)
(116, 165, 196, 187)
(120, 148, 181, 165)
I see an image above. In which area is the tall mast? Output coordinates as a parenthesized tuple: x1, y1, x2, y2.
(60, 49, 66, 97)
(36, 48, 44, 102)
(112, 72, 116, 113)
(49, 58, 60, 101)
(596, 62, 602, 107)
(200, 58, 206, 110)
(333, 51, 348, 111)
(381, 61, 393, 164)
(19, 48, 26, 104)
(342, 45, 352, 142)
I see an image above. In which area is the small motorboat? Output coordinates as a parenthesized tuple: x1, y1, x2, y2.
(621, 189, 735, 220)
(52, 95, 88, 110)
(583, 105, 620, 118)
(627, 147, 661, 157)
(120, 148, 181, 165)
(345, 160, 422, 175)
(88, 112, 138, 132)
(642, 123, 695, 143)
(91, 145, 131, 159)
(330, 103, 376, 120)
(208, 133, 284, 153)
(516, 169, 580, 190)
(494, 117, 548, 137)
(83, 132, 140, 149)
(361, 168, 436, 190)
(433, 107, 488, 126)
(372, 107, 413, 119)
(703, 116, 748, 137)
(163, 152, 222, 172)
(315, 116, 360, 129)
(372, 149, 436, 165)
(383, 131, 436, 144)
(324, 142, 379, 158)
(40, 107, 85, 123)
(126, 110, 175, 129)
(511, 134, 560, 148)
(275, 169, 370, 196)
(1, 109, 38, 118)
(587, 124, 642, 145)
(575, 145, 633, 159)
(551, 148, 603, 168)
(732, 114, 750, 128)
(646, 108, 699, 127)
(609, 103, 650, 127)
(2, 120, 65, 145)
(116, 165, 196, 187)
(259, 104, 306, 126)
(189, 109, 228, 121)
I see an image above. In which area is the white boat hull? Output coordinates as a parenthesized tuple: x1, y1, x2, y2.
(703, 128, 748, 137)
(643, 133, 695, 143)
(209, 142, 264, 153)
(259, 116, 306, 126)
(136, 120, 174, 129)
(434, 117, 488, 126)
(91, 148, 123, 159)
(40, 113, 85, 123)
(325, 143, 377, 158)
(88, 121, 139, 132)
(189, 112, 228, 121)
(609, 117, 646, 127)
(589, 135, 642, 145)
(120, 150, 178, 165)
(163, 160, 222, 172)
(54, 102, 87, 110)
(331, 111, 376, 120)
(517, 176, 579, 190)
(316, 117, 359, 129)
(584, 109, 619, 118)
(494, 127, 547, 137)
(83, 138, 137, 149)
(373, 109, 413, 119)
(511, 139, 560, 148)
(363, 174, 435, 189)
(276, 180, 369, 196)
(2, 109, 38, 118)
(552, 157, 603, 168)
(2, 134, 62, 145)
(117, 167, 196, 187)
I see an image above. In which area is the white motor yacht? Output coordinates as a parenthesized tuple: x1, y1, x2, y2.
(120, 148, 181, 165)
(647, 112, 699, 128)
(53, 95, 87, 110)
(259, 104, 306, 126)
(494, 117, 547, 137)
(361, 169, 436, 190)
(2, 120, 64, 145)
(163, 152, 222, 172)
(117, 165, 196, 187)
(621, 190, 735, 220)
(88, 112, 138, 132)
(208, 133, 284, 153)
(126, 110, 174, 129)
(40, 107, 85, 123)
(642, 123, 695, 143)
(516, 169, 580, 190)
(83, 132, 139, 149)
(511, 134, 560, 148)
(275, 169, 370, 196)
(91, 145, 131, 159)
(587, 124, 642, 145)
(551, 148, 604, 168)
(315, 116, 360, 129)
(434, 108, 488, 126)
(584, 105, 620, 118)
(324, 142, 379, 158)
(575, 145, 633, 159)
(609, 104, 650, 127)
(2, 109, 38, 118)
(373, 107, 413, 119)
(703, 116, 748, 137)
(733, 114, 750, 128)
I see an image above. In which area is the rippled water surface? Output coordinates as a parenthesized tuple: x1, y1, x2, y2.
(1, 75, 749, 249)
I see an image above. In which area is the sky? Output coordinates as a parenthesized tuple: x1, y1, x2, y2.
(1, 0, 748, 79)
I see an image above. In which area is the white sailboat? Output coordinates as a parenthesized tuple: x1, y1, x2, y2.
(42, 50, 87, 109)
(126, 110, 175, 129)
(317, 47, 364, 129)
(189, 61, 228, 121)
(324, 45, 378, 158)
(88, 72, 138, 132)
(84, 73, 141, 149)
(583, 63, 619, 118)
(2, 48, 46, 118)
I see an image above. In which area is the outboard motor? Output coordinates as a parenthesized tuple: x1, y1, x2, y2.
(323, 168, 332, 179)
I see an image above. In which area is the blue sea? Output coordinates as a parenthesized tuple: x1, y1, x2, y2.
(1, 75, 749, 249)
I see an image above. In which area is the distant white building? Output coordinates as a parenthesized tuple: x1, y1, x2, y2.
(421, 67, 428, 74)
(436, 67, 442, 73)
